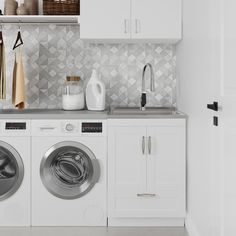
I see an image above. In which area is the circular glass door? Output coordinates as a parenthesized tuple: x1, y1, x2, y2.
(0, 141, 24, 201)
(40, 141, 100, 200)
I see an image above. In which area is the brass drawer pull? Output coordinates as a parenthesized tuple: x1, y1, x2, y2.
(137, 193, 156, 198)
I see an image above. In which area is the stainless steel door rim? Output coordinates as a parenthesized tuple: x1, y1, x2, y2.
(40, 141, 100, 200)
(0, 141, 24, 201)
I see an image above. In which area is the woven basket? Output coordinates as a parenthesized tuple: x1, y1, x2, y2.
(43, 0, 80, 15)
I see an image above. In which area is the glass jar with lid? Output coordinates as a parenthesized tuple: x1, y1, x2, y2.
(62, 76, 85, 110)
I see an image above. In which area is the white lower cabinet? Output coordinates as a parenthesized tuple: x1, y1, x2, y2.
(108, 119, 186, 226)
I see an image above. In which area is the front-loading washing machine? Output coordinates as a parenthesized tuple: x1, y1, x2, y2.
(31, 119, 107, 226)
(0, 120, 31, 226)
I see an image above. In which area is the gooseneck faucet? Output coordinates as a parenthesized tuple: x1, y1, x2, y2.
(141, 63, 155, 111)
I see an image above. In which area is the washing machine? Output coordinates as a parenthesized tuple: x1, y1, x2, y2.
(0, 120, 31, 226)
(31, 119, 107, 226)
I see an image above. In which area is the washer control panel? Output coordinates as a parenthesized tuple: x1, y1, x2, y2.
(82, 122, 103, 133)
(32, 120, 106, 136)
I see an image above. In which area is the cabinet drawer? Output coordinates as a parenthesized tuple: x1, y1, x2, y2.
(112, 184, 184, 218)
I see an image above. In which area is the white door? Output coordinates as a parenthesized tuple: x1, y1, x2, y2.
(146, 126, 186, 217)
(176, 0, 221, 233)
(108, 126, 147, 217)
(207, 0, 236, 234)
(177, 0, 236, 234)
(80, 0, 131, 39)
(131, 0, 182, 40)
(217, 0, 236, 235)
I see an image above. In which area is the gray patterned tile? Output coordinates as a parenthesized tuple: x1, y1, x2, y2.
(128, 44, 146, 68)
(0, 25, 176, 109)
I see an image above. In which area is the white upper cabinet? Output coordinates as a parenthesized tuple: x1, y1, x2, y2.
(80, 0, 182, 42)
(131, 0, 182, 41)
(80, 0, 130, 39)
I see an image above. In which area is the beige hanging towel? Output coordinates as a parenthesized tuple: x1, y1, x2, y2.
(12, 48, 25, 109)
(0, 37, 6, 99)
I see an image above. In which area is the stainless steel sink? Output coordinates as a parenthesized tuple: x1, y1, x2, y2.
(110, 107, 177, 115)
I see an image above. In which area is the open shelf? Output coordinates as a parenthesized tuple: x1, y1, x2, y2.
(0, 15, 80, 24)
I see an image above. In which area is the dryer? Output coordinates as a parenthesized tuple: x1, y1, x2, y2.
(0, 120, 31, 226)
(31, 120, 107, 226)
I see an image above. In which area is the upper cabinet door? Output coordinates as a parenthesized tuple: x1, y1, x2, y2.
(80, 0, 131, 39)
(131, 0, 182, 41)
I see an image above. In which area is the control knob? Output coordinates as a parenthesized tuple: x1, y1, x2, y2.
(65, 124, 74, 132)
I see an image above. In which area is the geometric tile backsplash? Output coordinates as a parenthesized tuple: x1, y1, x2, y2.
(0, 24, 176, 109)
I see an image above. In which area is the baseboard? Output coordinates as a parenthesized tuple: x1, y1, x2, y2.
(108, 218, 185, 227)
(185, 215, 200, 236)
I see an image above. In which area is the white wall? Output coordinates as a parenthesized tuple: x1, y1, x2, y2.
(0, 1, 4, 12)
(176, 0, 220, 235)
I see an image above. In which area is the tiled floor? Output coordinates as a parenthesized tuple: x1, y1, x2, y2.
(0, 227, 189, 236)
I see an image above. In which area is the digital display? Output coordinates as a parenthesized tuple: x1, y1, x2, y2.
(5, 123, 26, 130)
(82, 123, 102, 133)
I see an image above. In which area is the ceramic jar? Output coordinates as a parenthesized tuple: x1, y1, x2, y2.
(24, 0, 38, 15)
(16, 3, 29, 15)
(4, 0, 18, 15)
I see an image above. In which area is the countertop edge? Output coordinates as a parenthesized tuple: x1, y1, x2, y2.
(0, 109, 188, 119)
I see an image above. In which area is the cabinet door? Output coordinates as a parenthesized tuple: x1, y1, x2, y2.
(132, 0, 182, 41)
(80, 0, 131, 39)
(146, 126, 186, 217)
(108, 126, 148, 217)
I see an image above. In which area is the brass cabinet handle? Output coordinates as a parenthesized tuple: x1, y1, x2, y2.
(137, 193, 156, 198)
(124, 19, 129, 34)
(148, 136, 151, 154)
(135, 19, 141, 33)
(135, 19, 138, 33)
(142, 136, 145, 154)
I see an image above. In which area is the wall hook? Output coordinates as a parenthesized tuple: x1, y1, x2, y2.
(18, 20, 21, 31)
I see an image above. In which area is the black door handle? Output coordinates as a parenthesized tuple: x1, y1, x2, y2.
(207, 102, 218, 111)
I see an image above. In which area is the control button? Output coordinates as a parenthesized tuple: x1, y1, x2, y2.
(65, 124, 74, 132)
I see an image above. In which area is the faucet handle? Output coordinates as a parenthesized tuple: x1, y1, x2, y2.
(141, 93, 147, 110)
